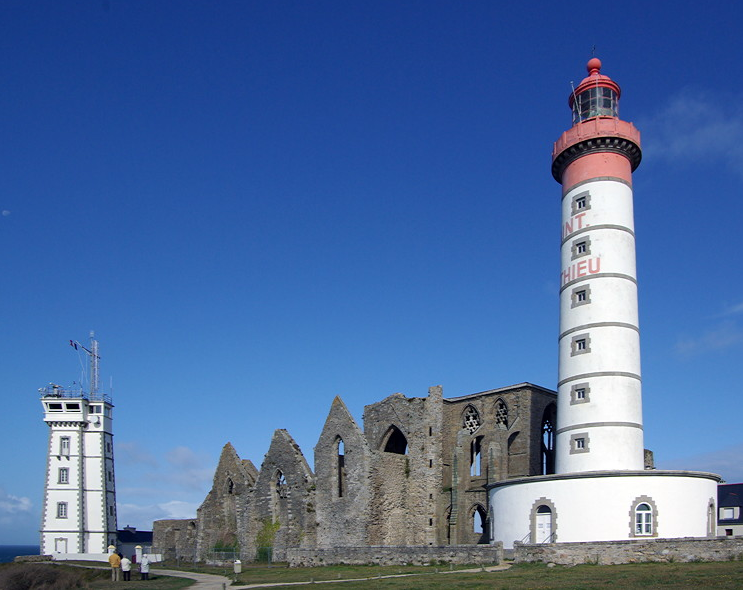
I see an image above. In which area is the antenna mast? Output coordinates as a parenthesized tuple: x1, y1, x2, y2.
(89, 330, 100, 395)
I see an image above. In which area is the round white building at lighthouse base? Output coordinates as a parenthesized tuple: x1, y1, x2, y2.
(488, 470, 720, 549)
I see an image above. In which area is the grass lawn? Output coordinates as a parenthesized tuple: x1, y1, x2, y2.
(221, 560, 743, 589)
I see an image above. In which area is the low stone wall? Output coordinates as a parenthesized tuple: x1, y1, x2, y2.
(514, 536, 743, 565)
(14, 555, 52, 563)
(287, 544, 503, 567)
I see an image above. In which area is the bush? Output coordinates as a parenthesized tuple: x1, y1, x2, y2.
(0, 563, 87, 590)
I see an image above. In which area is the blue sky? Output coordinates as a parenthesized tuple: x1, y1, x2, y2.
(1, 1, 742, 544)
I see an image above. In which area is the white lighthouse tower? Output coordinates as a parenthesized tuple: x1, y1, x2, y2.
(488, 58, 720, 549)
(553, 57, 645, 473)
(40, 333, 118, 556)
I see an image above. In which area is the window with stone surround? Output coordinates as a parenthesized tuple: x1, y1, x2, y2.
(470, 436, 483, 477)
(336, 437, 346, 498)
(570, 382, 590, 405)
(275, 470, 289, 499)
(570, 432, 590, 454)
(629, 496, 658, 538)
(57, 502, 68, 519)
(571, 285, 591, 308)
(58, 468, 69, 484)
(495, 399, 508, 428)
(463, 405, 481, 434)
(571, 237, 591, 260)
(571, 190, 591, 215)
(571, 333, 591, 356)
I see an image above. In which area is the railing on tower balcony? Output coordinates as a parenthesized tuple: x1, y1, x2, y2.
(39, 384, 112, 404)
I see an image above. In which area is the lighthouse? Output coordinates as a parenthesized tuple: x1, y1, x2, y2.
(39, 334, 118, 556)
(553, 58, 644, 473)
(488, 58, 720, 549)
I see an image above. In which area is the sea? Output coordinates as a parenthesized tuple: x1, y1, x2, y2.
(0, 545, 40, 564)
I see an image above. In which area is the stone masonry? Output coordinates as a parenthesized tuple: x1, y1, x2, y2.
(153, 382, 557, 562)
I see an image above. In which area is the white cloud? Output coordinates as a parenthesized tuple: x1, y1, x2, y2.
(658, 443, 743, 484)
(675, 320, 743, 356)
(0, 488, 32, 515)
(721, 301, 743, 317)
(639, 91, 743, 178)
(116, 441, 159, 467)
(0, 487, 37, 544)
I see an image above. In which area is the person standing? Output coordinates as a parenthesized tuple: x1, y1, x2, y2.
(120, 554, 132, 581)
(108, 551, 121, 581)
(139, 554, 150, 581)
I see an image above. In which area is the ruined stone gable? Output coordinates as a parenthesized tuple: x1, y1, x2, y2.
(195, 442, 257, 561)
(240, 429, 316, 561)
(314, 396, 372, 548)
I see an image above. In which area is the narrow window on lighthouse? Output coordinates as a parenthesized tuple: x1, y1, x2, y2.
(570, 433, 590, 454)
(571, 334, 591, 356)
(571, 383, 590, 404)
(571, 286, 591, 308)
(58, 468, 69, 484)
(60, 437, 70, 456)
(570, 191, 591, 216)
(57, 502, 68, 518)
(571, 237, 591, 260)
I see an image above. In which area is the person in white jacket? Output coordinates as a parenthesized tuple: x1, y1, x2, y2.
(139, 554, 150, 581)
(120, 555, 132, 581)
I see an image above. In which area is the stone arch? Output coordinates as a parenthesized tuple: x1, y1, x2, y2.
(381, 425, 408, 454)
(530, 497, 557, 544)
(470, 503, 488, 544)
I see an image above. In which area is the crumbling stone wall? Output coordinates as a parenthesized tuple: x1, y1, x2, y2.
(152, 519, 197, 561)
(287, 543, 504, 566)
(514, 536, 743, 565)
(363, 387, 444, 546)
(240, 429, 316, 561)
(314, 396, 372, 548)
(195, 442, 257, 561)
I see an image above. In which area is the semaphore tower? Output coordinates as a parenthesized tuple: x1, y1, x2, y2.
(488, 58, 720, 549)
(39, 332, 118, 556)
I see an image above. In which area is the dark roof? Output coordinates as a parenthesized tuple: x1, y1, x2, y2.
(117, 529, 154, 544)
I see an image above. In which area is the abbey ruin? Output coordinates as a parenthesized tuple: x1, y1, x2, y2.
(153, 382, 557, 561)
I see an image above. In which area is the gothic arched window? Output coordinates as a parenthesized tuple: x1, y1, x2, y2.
(495, 399, 508, 428)
(275, 470, 288, 498)
(383, 425, 408, 454)
(541, 404, 556, 475)
(336, 436, 346, 498)
(463, 405, 481, 434)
